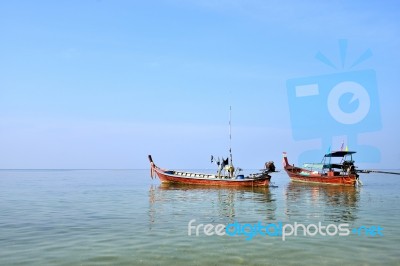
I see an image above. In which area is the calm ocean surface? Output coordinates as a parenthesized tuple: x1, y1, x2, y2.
(0, 169, 399, 265)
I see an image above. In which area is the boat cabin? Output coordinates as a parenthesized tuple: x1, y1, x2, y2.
(302, 151, 357, 176)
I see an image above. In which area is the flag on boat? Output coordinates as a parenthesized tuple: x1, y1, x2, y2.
(221, 157, 229, 168)
(327, 146, 331, 154)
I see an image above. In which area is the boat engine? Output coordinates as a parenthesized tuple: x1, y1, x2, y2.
(265, 161, 276, 172)
(342, 160, 356, 174)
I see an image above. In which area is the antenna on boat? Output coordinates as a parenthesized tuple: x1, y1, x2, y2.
(229, 106, 233, 166)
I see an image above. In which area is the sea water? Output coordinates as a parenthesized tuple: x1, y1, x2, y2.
(0, 169, 399, 265)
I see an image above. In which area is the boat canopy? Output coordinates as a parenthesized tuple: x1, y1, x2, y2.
(324, 151, 356, 157)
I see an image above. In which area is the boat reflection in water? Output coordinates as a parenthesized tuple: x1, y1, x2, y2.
(284, 182, 360, 223)
(148, 183, 277, 228)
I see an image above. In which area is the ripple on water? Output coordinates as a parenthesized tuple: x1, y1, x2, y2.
(1, 170, 400, 265)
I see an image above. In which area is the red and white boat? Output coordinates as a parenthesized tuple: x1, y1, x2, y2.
(148, 155, 275, 187)
(282, 151, 361, 186)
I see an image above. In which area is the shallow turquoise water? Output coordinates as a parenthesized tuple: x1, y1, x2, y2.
(0, 170, 399, 265)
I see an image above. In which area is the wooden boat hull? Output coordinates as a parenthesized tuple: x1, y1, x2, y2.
(284, 169, 357, 186)
(149, 156, 271, 187)
(283, 153, 358, 186)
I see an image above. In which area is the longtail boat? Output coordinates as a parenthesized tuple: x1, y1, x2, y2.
(148, 107, 276, 187)
(148, 155, 275, 187)
(282, 151, 361, 186)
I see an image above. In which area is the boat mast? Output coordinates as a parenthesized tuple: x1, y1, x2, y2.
(229, 106, 233, 166)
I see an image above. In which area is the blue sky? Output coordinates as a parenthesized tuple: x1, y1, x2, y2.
(0, 0, 399, 169)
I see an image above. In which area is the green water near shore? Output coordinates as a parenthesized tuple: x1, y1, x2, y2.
(0, 170, 399, 265)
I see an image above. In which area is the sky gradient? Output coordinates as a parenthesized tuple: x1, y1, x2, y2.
(1, 0, 399, 169)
